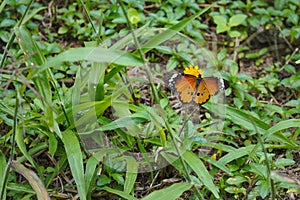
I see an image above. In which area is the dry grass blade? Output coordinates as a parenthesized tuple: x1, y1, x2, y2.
(10, 160, 50, 200)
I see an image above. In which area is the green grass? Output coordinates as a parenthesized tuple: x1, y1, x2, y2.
(0, 0, 299, 199)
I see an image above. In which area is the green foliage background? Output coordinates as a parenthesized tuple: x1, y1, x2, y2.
(0, 0, 299, 199)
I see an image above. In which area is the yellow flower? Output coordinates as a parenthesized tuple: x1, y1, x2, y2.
(183, 65, 203, 77)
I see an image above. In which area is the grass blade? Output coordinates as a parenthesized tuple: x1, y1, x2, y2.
(10, 161, 50, 200)
(142, 182, 193, 200)
(218, 145, 256, 164)
(226, 105, 270, 133)
(15, 26, 54, 131)
(102, 186, 139, 200)
(124, 156, 138, 194)
(182, 151, 220, 198)
(200, 155, 233, 176)
(0, 151, 7, 199)
(85, 156, 98, 198)
(265, 119, 300, 141)
(15, 127, 42, 177)
(15, 26, 44, 65)
(38, 47, 143, 76)
(62, 130, 86, 200)
(140, 5, 212, 53)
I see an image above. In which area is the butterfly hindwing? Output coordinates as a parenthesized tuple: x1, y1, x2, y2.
(194, 77, 219, 104)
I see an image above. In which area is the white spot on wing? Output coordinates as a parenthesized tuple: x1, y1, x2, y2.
(218, 78, 225, 91)
(168, 73, 180, 88)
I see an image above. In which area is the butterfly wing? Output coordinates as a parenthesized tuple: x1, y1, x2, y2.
(172, 74, 198, 103)
(194, 77, 220, 105)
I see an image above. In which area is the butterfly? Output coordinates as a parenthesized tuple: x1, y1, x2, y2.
(169, 65, 224, 105)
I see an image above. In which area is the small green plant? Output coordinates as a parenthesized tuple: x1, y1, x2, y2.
(212, 13, 247, 37)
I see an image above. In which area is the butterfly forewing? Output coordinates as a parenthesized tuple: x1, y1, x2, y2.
(203, 77, 220, 95)
(174, 74, 198, 103)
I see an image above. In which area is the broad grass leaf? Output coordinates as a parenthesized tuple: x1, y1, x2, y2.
(5, 183, 35, 194)
(15, 127, 41, 177)
(85, 157, 98, 195)
(0, 0, 9, 13)
(101, 186, 139, 200)
(97, 116, 136, 147)
(10, 161, 50, 200)
(72, 66, 82, 108)
(88, 62, 106, 101)
(257, 180, 270, 199)
(104, 65, 125, 83)
(275, 158, 295, 169)
(111, 101, 143, 137)
(39, 47, 143, 76)
(142, 182, 193, 200)
(226, 105, 270, 134)
(98, 115, 146, 131)
(62, 130, 86, 200)
(15, 26, 54, 131)
(0, 151, 7, 198)
(56, 97, 112, 129)
(265, 119, 300, 139)
(124, 156, 138, 194)
(200, 155, 232, 176)
(14, 26, 44, 65)
(160, 151, 183, 172)
(85, 148, 123, 194)
(110, 26, 150, 50)
(218, 145, 257, 164)
(17, 143, 48, 164)
(249, 163, 267, 178)
(264, 119, 300, 148)
(269, 132, 298, 148)
(48, 132, 58, 156)
(141, 5, 212, 53)
(182, 151, 220, 198)
(226, 176, 248, 185)
(204, 141, 236, 152)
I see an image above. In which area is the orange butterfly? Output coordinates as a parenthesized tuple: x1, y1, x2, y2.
(169, 65, 224, 105)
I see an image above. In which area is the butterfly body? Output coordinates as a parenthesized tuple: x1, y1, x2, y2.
(169, 67, 223, 105)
